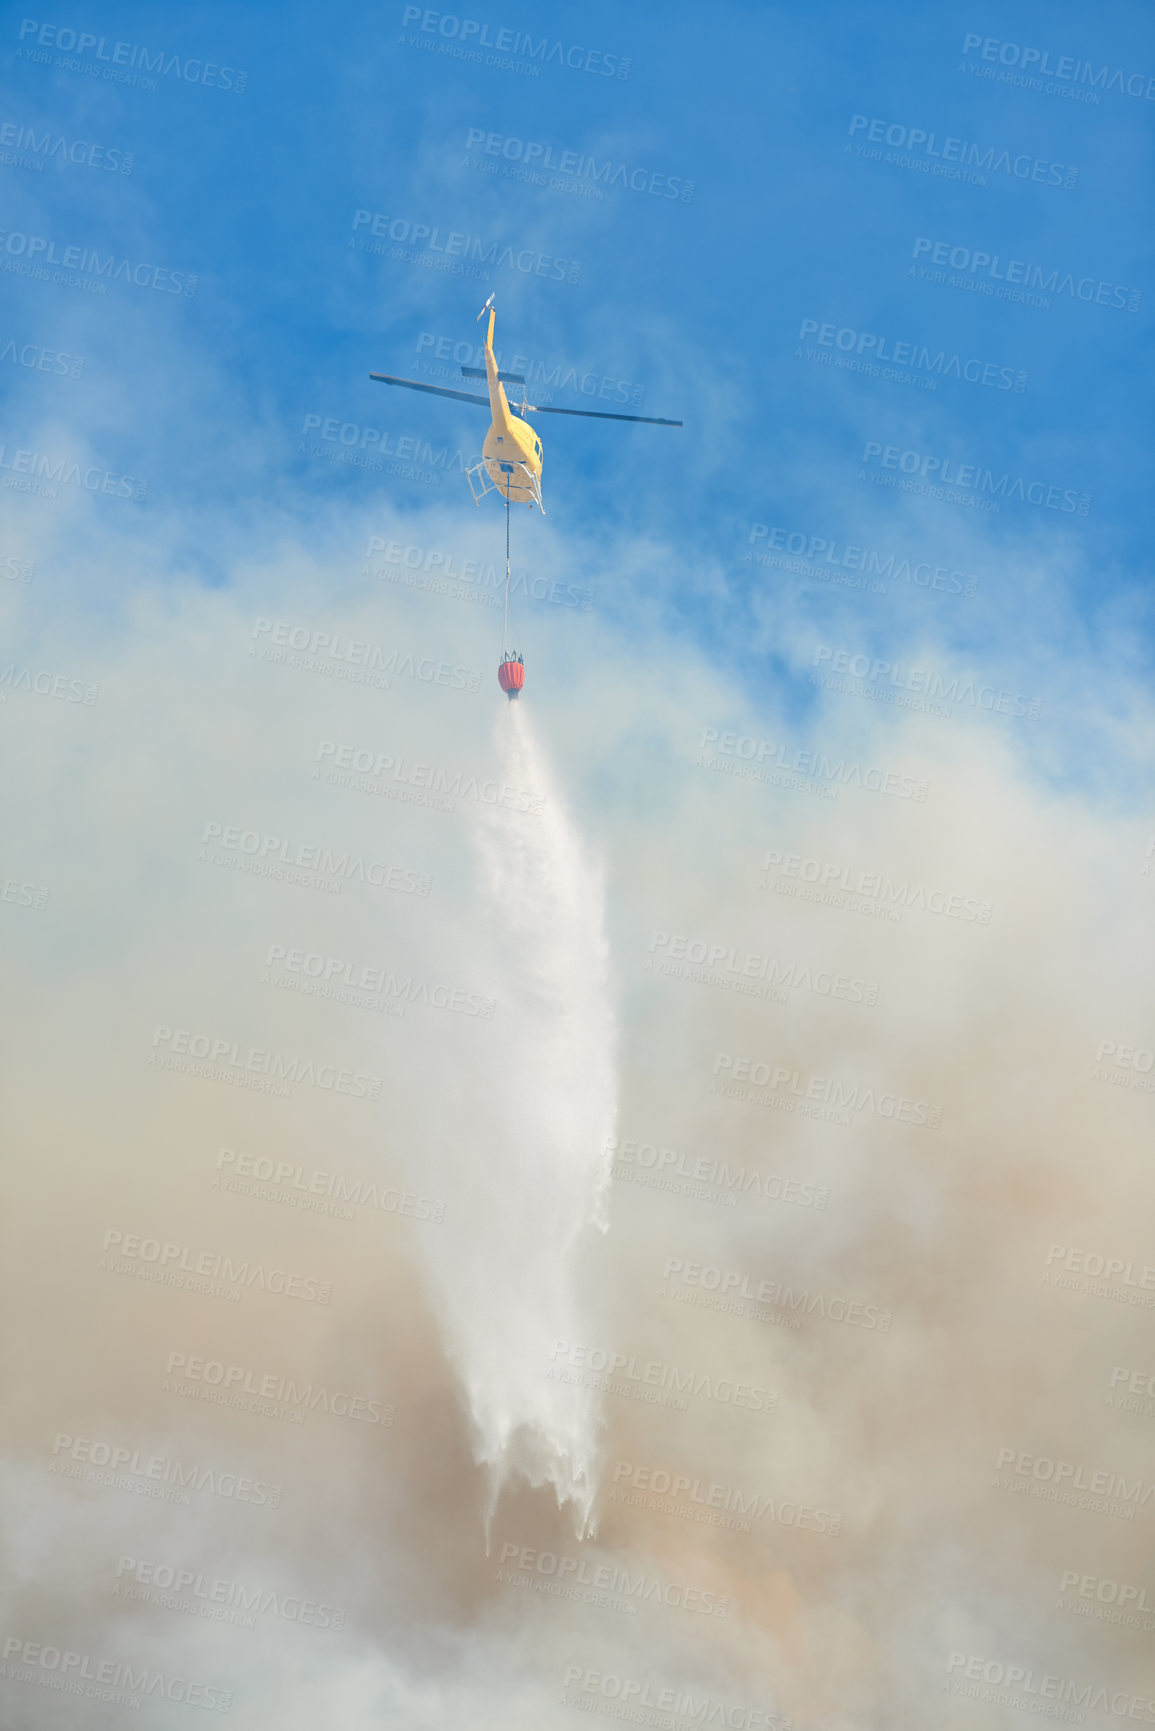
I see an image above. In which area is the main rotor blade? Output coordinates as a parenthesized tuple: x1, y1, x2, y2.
(368, 372, 682, 426)
(369, 373, 491, 408)
(520, 402, 682, 426)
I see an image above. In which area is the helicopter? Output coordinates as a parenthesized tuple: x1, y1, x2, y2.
(370, 297, 681, 695)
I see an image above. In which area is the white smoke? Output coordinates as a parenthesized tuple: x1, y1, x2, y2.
(6, 493, 1153, 1730)
(400, 699, 618, 1538)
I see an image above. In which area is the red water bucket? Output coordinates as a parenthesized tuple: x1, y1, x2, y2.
(498, 657, 525, 698)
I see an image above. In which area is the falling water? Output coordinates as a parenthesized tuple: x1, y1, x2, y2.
(404, 700, 618, 1539)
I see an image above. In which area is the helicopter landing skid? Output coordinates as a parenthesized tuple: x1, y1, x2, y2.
(465, 459, 495, 505)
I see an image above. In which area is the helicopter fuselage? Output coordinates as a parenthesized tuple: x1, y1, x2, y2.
(480, 309, 543, 506)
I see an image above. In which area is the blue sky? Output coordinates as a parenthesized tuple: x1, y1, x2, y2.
(2, 0, 1153, 765)
(7, 11, 1155, 1725)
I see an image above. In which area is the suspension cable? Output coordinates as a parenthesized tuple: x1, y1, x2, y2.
(503, 486, 511, 653)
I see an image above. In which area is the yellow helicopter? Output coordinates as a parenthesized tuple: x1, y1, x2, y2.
(369, 296, 682, 515)
(369, 298, 681, 697)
